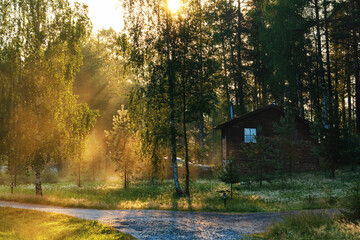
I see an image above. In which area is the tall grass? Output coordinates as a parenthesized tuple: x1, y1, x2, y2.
(262, 213, 360, 240)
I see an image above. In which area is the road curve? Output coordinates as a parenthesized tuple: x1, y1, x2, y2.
(0, 201, 337, 240)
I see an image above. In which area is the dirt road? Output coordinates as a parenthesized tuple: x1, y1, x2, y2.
(0, 201, 337, 240)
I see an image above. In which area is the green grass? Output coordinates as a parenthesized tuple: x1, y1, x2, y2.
(0, 167, 359, 212)
(0, 207, 135, 240)
(260, 213, 360, 240)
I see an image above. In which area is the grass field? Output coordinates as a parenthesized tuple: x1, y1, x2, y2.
(258, 213, 360, 240)
(0, 207, 135, 240)
(0, 167, 359, 212)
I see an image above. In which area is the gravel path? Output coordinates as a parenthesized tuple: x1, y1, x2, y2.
(0, 201, 338, 240)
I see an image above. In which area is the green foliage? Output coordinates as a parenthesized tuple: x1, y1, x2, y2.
(0, 0, 96, 194)
(123, 0, 221, 191)
(67, 104, 99, 160)
(190, 146, 208, 164)
(218, 160, 241, 185)
(129, 84, 169, 180)
(120, 0, 360, 193)
(312, 117, 360, 178)
(74, 28, 131, 130)
(248, 0, 312, 110)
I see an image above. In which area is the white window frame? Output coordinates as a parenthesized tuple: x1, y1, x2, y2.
(244, 128, 257, 143)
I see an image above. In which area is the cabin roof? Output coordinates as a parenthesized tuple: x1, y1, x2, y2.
(214, 104, 309, 130)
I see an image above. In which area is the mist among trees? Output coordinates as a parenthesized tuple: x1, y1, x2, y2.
(0, 0, 359, 196)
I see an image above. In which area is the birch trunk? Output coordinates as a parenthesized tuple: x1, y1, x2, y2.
(166, 9, 182, 196)
(183, 77, 190, 196)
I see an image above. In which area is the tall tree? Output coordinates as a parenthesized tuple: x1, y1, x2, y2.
(323, 0, 333, 118)
(166, 5, 183, 195)
(314, 0, 328, 122)
(122, 0, 184, 195)
(349, 0, 360, 134)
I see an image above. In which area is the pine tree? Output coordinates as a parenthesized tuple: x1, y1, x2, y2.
(105, 106, 137, 188)
(218, 160, 241, 199)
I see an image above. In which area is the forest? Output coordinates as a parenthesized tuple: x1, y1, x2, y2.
(0, 0, 360, 199)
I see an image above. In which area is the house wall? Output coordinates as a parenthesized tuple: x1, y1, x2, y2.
(221, 108, 318, 170)
(221, 128, 227, 160)
(224, 108, 281, 161)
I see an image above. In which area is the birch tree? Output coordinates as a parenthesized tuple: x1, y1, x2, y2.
(0, 0, 93, 195)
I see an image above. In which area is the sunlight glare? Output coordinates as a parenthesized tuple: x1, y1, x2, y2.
(68, 0, 123, 32)
(168, 0, 181, 13)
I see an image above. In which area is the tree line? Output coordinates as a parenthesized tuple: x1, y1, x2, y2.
(121, 0, 360, 195)
(0, 0, 359, 197)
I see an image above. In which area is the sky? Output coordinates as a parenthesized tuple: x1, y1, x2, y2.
(69, 0, 184, 32)
(69, 0, 124, 32)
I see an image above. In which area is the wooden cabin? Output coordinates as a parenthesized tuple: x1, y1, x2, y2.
(215, 104, 318, 170)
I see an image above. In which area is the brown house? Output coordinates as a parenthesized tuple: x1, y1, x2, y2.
(215, 104, 318, 170)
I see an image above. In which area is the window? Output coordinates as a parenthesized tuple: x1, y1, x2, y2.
(244, 128, 256, 143)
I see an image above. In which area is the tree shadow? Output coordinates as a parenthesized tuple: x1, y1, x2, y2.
(172, 194, 179, 210)
(186, 196, 193, 211)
